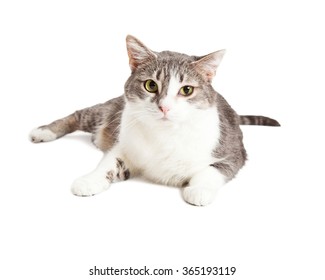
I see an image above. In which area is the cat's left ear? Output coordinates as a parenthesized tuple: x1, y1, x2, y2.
(126, 35, 157, 72)
(191, 50, 226, 83)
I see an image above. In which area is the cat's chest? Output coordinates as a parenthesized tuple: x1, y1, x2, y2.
(119, 109, 220, 185)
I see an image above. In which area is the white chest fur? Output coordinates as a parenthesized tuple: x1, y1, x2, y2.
(119, 104, 220, 186)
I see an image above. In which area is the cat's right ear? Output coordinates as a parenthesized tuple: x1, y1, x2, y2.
(126, 35, 157, 72)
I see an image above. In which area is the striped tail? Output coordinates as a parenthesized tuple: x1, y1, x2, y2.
(239, 115, 280, 126)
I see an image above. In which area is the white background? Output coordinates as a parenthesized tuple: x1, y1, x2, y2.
(1, 0, 324, 279)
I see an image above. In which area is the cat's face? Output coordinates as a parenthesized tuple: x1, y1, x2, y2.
(124, 35, 225, 125)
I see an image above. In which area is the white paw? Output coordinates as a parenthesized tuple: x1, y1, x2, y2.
(71, 174, 110, 196)
(29, 128, 57, 143)
(182, 186, 217, 206)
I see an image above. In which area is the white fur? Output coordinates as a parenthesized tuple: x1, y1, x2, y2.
(71, 173, 110, 196)
(119, 102, 220, 186)
(183, 167, 225, 206)
(71, 147, 120, 196)
(29, 128, 57, 143)
(71, 74, 225, 205)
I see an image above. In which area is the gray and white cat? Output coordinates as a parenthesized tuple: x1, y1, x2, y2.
(30, 35, 280, 206)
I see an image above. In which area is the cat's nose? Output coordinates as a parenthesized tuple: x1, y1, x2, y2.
(159, 105, 170, 114)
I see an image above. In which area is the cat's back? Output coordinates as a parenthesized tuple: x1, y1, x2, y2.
(216, 93, 240, 128)
(214, 92, 247, 177)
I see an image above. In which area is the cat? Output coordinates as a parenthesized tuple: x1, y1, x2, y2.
(29, 35, 280, 206)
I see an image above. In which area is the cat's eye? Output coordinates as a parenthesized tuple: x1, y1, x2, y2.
(179, 86, 194, 96)
(144, 80, 158, 93)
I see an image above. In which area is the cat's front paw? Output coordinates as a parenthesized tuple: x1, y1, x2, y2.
(182, 186, 217, 206)
(71, 175, 110, 196)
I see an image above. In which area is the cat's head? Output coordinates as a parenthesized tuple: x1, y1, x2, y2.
(124, 35, 225, 124)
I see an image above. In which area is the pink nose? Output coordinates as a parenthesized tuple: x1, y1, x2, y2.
(159, 105, 170, 114)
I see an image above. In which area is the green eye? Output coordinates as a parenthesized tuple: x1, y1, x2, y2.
(144, 80, 158, 93)
(179, 86, 194, 96)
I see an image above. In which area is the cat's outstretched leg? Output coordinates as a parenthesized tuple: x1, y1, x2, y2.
(182, 167, 226, 206)
(71, 146, 130, 196)
(29, 97, 124, 146)
(29, 103, 109, 143)
(29, 113, 79, 143)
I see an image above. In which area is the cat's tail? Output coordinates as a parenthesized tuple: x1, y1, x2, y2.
(239, 115, 280, 126)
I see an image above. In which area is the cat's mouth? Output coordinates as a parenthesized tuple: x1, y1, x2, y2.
(157, 111, 183, 123)
(159, 114, 172, 122)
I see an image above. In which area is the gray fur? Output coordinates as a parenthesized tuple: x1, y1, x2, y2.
(106, 158, 130, 183)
